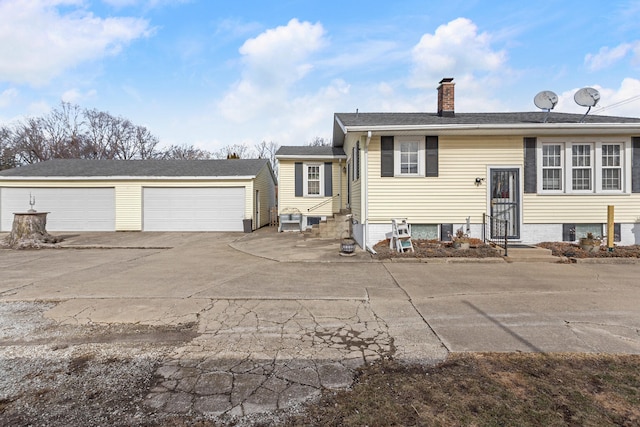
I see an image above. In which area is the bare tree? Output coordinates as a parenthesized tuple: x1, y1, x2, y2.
(0, 125, 17, 170)
(6, 102, 163, 164)
(133, 125, 160, 159)
(12, 117, 50, 164)
(307, 136, 331, 146)
(161, 144, 213, 160)
(214, 143, 251, 159)
(254, 140, 279, 177)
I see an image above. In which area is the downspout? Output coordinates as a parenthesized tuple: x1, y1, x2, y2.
(338, 158, 343, 212)
(364, 130, 376, 254)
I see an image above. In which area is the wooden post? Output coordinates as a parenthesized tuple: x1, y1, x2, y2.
(607, 205, 614, 250)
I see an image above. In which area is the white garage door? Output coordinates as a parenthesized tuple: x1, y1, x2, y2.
(0, 188, 115, 232)
(143, 187, 245, 231)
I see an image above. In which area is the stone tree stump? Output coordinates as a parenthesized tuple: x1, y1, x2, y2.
(2, 212, 62, 249)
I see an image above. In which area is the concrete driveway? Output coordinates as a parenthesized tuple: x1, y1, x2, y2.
(1, 229, 639, 421)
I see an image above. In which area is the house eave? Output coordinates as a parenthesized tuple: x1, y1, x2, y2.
(0, 175, 258, 181)
(275, 154, 347, 161)
(343, 123, 640, 136)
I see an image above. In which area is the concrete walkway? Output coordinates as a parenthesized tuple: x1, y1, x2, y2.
(1, 228, 640, 420)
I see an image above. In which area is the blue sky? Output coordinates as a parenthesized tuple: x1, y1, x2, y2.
(1, 0, 639, 152)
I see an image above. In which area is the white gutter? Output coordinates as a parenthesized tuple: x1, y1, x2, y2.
(0, 175, 258, 181)
(364, 130, 377, 254)
(276, 155, 347, 160)
(343, 123, 640, 136)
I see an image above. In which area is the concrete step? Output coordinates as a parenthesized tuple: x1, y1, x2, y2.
(504, 246, 563, 263)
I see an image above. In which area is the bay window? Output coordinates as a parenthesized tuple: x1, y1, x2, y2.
(537, 140, 629, 194)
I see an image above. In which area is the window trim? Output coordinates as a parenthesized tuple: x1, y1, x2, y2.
(393, 136, 425, 177)
(303, 163, 324, 197)
(536, 138, 631, 195)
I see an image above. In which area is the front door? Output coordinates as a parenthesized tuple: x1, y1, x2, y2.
(490, 168, 520, 239)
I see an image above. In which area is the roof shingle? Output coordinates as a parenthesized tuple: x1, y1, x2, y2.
(0, 159, 270, 178)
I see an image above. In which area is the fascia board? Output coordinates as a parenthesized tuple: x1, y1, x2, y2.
(344, 123, 640, 136)
(0, 175, 257, 181)
(275, 155, 347, 161)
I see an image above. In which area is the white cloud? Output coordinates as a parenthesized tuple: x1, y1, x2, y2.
(61, 88, 97, 103)
(101, 0, 190, 8)
(585, 42, 640, 71)
(0, 88, 19, 108)
(0, 0, 152, 86)
(410, 17, 507, 89)
(556, 78, 640, 117)
(218, 19, 327, 123)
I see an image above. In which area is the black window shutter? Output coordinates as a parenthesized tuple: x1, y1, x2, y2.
(294, 162, 303, 197)
(632, 137, 640, 193)
(524, 137, 537, 193)
(426, 136, 438, 177)
(381, 136, 394, 177)
(324, 162, 333, 197)
(441, 224, 453, 241)
(562, 223, 575, 241)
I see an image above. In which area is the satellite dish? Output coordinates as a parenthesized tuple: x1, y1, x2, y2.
(574, 87, 600, 107)
(574, 87, 601, 122)
(534, 90, 558, 110)
(534, 90, 558, 123)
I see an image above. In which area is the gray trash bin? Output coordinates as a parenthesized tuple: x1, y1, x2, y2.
(243, 219, 253, 233)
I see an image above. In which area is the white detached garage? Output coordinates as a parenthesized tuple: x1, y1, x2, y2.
(0, 159, 276, 233)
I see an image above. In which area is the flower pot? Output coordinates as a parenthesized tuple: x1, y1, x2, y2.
(453, 240, 470, 250)
(340, 238, 356, 254)
(579, 238, 601, 253)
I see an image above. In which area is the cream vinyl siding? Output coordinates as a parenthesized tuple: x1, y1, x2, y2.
(115, 185, 142, 230)
(523, 194, 640, 223)
(278, 160, 344, 217)
(254, 163, 277, 228)
(367, 135, 522, 224)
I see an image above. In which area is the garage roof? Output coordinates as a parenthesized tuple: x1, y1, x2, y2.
(0, 159, 272, 178)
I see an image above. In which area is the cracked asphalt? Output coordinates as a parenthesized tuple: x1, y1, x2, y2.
(1, 230, 640, 425)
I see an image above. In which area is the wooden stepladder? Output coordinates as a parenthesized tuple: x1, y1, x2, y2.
(391, 218, 414, 253)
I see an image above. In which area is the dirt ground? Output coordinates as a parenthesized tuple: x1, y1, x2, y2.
(373, 238, 640, 261)
(538, 241, 640, 259)
(373, 238, 501, 260)
(0, 302, 201, 427)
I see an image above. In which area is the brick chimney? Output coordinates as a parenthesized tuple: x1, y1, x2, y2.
(437, 77, 455, 117)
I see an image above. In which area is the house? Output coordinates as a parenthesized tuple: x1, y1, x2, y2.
(277, 78, 640, 249)
(275, 145, 347, 233)
(0, 158, 276, 232)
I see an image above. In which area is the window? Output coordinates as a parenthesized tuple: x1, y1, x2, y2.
(537, 140, 628, 194)
(400, 141, 419, 174)
(542, 144, 562, 191)
(393, 137, 425, 176)
(602, 144, 621, 190)
(571, 144, 592, 191)
(304, 163, 323, 196)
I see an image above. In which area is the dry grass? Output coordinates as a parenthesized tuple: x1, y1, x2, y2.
(284, 353, 640, 427)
